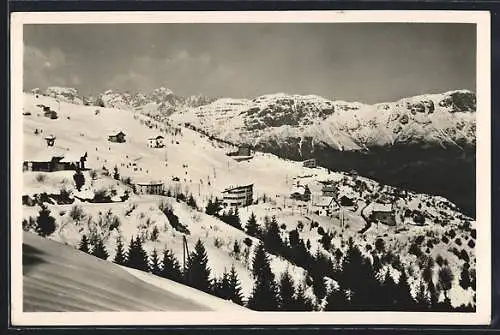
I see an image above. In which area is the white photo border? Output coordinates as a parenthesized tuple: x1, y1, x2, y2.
(10, 10, 492, 326)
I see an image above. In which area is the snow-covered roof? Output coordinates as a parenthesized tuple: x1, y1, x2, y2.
(60, 152, 84, 162)
(314, 196, 335, 207)
(222, 184, 253, 193)
(135, 181, 164, 186)
(74, 190, 94, 200)
(24, 148, 65, 162)
(372, 203, 393, 212)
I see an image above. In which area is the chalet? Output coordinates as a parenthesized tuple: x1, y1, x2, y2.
(302, 158, 317, 168)
(290, 184, 311, 202)
(108, 131, 126, 143)
(222, 184, 253, 208)
(44, 109, 58, 119)
(44, 135, 56, 147)
(371, 203, 396, 226)
(147, 135, 165, 148)
(134, 181, 164, 195)
(237, 144, 252, 157)
(23, 150, 86, 172)
(314, 196, 339, 216)
(321, 185, 337, 197)
(338, 195, 355, 207)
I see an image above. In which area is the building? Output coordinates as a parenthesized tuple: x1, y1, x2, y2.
(370, 203, 396, 226)
(321, 185, 337, 197)
(148, 135, 165, 148)
(302, 158, 317, 168)
(290, 184, 311, 202)
(108, 131, 126, 143)
(134, 181, 164, 195)
(237, 144, 252, 157)
(314, 196, 339, 216)
(338, 195, 355, 207)
(23, 150, 85, 172)
(44, 135, 56, 147)
(222, 184, 253, 208)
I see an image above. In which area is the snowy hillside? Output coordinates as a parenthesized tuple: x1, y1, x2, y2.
(21, 92, 476, 311)
(23, 231, 246, 311)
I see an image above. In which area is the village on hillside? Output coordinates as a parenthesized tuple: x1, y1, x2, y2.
(21, 90, 477, 312)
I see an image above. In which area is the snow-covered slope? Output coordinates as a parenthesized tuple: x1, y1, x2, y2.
(23, 231, 246, 312)
(21, 92, 476, 309)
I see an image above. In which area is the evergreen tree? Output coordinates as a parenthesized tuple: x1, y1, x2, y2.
(247, 243, 279, 310)
(214, 269, 231, 299)
(228, 265, 244, 305)
(232, 207, 242, 230)
(113, 166, 120, 180)
(149, 248, 162, 276)
(325, 288, 348, 311)
(73, 168, 85, 191)
(278, 270, 295, 310)
(459, 262, 472, 290)
(91, 237, 109, 260)
(381, 269, 398, 308)
(36, 204, 56, 237)
(438, 266, 454, 303)
(395, 269, 415, 310)
(125, 236, 149, 272)
(205, 198, 222, 216)
(245, 212, 259, 237)
(113, 235, 127, 265)
(263, 216, 282, 254)
(415, 279, 430, 311)
(233, 240, 241, 257)
(78, 234, 90, 253)
(184, 239, 212, 293)
(160, 248, 183, 283)
(150, 225, 160, 242)
(293, 284, 314, 311)
(187, 194, 197, 209)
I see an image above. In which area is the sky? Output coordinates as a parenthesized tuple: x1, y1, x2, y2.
(23, 23, 476, 104)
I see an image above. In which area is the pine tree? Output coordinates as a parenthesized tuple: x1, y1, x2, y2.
(36, 204, 56, 237)
(91, 237, 109, 260)
(160, 248, 183, 283)
(187, 194, 197, 209)
(278, 270, 295, 310)
(247, 242, 279, 310)
(245, 212, 259, 237)
(73, 168, 85, 191)
(184, 239, 212, 293)
(113, 166, 120, 180)
(395, 269, 415, 310)
(293, 284, 314, 311)
(233, 240, 241, 257)
(415, 279, 430, 311)
(113, 236, 127, 265)
(228, 265, 244, 305)
(150, 225, 160, 242)
(78, 234, 90, 253)
(263, 216, 282, 254)
(438, 266, 454, 303)
(214, 269, 231, 299)
(149, 248, 161, 276)
(459, 262, 471, 290)
(232, 207, 242, 230)
(325, 288, 348, 311)
(125, 236, 149, 272)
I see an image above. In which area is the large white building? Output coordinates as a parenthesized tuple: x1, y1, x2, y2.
(222, 184, 253, 208)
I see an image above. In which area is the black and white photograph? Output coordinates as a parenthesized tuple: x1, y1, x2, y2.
(10, 11, 491, 326)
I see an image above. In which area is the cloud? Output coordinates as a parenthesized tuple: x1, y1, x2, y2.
(23, 45, 80, 90)
(106, 50, 217, 94)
